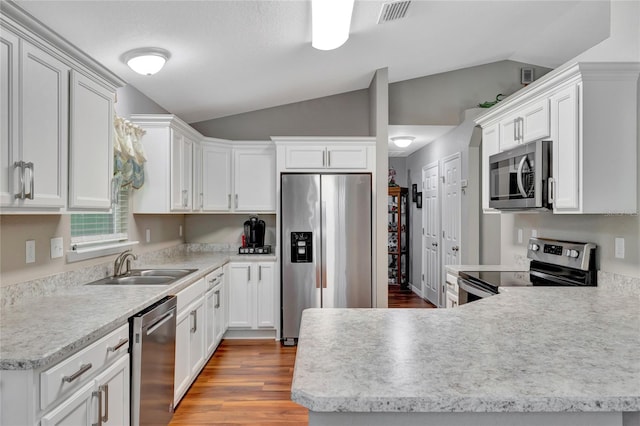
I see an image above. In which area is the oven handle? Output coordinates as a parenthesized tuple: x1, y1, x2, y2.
(457, 278, 495, 299)
(516, 155, 529, 198)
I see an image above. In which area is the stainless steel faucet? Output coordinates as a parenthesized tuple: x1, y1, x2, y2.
(113, 249, 138, 277)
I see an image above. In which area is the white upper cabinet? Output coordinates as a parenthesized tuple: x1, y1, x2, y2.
(476, 62, 639, 214)
(233, 144, 276, 212)
(498, 99, 550, 151)
(1, 5, 123, 213)
(276, 137, 375, 172)
(130, 115, 200, 213)
(0, 38, 70, 210)
(68, 71, 115, 210)
(194, 140, 232, 212)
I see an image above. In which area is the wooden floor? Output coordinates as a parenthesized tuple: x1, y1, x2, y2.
(170, 288, 435, 425)
(170, 340, 307, 425)
(388, 284, 437, 308)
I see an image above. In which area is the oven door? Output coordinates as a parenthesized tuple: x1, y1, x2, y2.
(489, 139, 551, 210)
(457, 278, 496, 305)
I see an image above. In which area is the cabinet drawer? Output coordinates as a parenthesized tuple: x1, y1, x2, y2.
(176, 278, 205, 312)
(40, 323, 129, 410)
(445, 273, 459, 294)
(205, 267, 224, 291)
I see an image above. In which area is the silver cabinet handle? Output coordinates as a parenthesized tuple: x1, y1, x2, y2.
(200, 192, 204, 209)
(190, 310, 197, 333)
(548, 177, 555, 205)
(92, 389, 103, 426)
(99, 384, 109, 423)
(62, 363, 92, 383)
(327, 151, 331, 167)
(513, 119, 517, 142)
(182, 189, 188, 207)
(214, 290, 220, 309)
(258, 265, 262, 282)
(235, 194, 238, 209)
(228, 194, 231, 209)
(322, 150, 326, 167)
(13, 161, 25, 199)
(24, 162, 34, 200)
(107, 338, 128, 353)
(247, 265, 251, 282)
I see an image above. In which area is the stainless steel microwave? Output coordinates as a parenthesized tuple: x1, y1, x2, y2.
(489, 139, 552, 210)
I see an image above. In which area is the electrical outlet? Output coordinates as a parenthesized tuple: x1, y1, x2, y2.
(531, 229, 538, 238)
(50, 237, 64, 259)
(26, 240, 36, 264)
(615, 237, 625, 259)
(146, 228, 151, 243)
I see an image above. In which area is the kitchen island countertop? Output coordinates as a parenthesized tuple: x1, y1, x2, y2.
(292, 285, 640, 417)
(0, 251, 276, 370)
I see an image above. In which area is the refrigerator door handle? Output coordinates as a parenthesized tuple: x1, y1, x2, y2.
(321, 200, 327, 289)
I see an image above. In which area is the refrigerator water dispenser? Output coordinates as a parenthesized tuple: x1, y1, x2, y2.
(291, 232, 313, 263)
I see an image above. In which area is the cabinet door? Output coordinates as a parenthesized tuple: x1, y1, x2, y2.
(170, 130, 193, 211)
(214, 283, 225, 345)
(68, 71, 114, 210)
(205, 288, 216, 356)
(189, 298, 206, 376)
(481, 124, 500, 213)
(233, 147, 275, 212)
(521, 99, 550, 143)
(94, 355, 130, 426)
(174, 308, 191, 404)
(256, 262, 276, 328)
(284, 145, 326, 169)
(326, 145, 367, 169)
(40, 381, 94, 426)
(201, 143, 232, 211)
(20, 40, 69, 208)
(227, 263, 253, 328)
(498, 115, 519, 151)
(550, 84, 580, 212)
(0, 30, 18, 206)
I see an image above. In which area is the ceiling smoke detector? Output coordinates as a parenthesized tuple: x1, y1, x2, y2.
(377, 1, 411, 24)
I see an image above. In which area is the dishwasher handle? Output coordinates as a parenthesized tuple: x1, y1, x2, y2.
(146, 311, 175, 335)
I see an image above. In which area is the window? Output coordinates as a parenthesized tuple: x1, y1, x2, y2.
(68, 186, 137, 261)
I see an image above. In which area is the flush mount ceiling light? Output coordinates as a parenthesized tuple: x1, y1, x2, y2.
(122, 48, 170, 75)
(391, 136, 415, 148)
(312, 0, 355, 50)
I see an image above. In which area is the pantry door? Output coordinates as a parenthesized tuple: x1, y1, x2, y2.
(422, 162, 440, 306)
(442, 153, 461, 302)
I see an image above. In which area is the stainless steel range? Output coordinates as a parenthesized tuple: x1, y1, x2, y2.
(458, 237, 597, 304)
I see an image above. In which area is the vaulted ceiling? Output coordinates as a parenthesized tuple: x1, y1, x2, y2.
(15, 0, 610, 123)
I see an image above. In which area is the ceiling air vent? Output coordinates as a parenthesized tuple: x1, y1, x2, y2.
(377, 1, 411, 24)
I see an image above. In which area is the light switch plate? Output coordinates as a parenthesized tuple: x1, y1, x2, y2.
(26, 240, 36, 264)
(50, 237, 64, 259)
(531, 229, 538, 237)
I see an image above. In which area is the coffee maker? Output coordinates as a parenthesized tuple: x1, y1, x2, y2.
(239, 216, 271, 254)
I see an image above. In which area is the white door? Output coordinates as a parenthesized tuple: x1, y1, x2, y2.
(0, 30, 18, 206)
(189, 298, 206, 376)
(227, 263, 253, 328)
(94, 355, 130, 426)
(422, 162, 440, 306)
(233, 147, 275, 211)
(68, 71, 114, 210)
(442, 153, 462, 304)
(174, 308, 191, 405)
(256, 262, 275, 328)
(40, 381, 94, 426)
(201, 143, 232, 211)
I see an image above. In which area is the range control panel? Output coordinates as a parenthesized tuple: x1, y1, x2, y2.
(543, 244, 564, 256)
(527, 237, 596, 271)
(291, 232, 312, 263)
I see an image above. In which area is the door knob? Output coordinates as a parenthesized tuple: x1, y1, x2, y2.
(432, 242, 438, 247)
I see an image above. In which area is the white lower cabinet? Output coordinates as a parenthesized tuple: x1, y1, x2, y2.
(228, 261, 276, 329)
(205, 267, 226, 357)
(42, 354, 130, 426)
(174, 278, 206, 406)
(444, 272, 459, 309)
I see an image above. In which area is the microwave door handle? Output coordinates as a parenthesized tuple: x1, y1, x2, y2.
(516, 156, 528, 198)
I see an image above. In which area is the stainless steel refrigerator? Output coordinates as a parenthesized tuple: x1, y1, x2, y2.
(281, 173, 372, 344)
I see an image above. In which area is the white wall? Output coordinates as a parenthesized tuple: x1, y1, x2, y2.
(499, 0, 640, 278)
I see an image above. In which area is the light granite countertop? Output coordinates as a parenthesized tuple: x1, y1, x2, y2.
(0, 251, 276, 370)
(292, 286, 640, 413)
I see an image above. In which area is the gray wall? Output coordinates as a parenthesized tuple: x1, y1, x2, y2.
(389, 157, 408, 187)
(389, 60, 552, 125)
(191, 89, 370, 139)
(115, 85, 169, 118)
(185, 214, 276, 247)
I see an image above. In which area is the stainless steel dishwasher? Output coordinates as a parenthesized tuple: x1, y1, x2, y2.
(130, 295, 177, 426)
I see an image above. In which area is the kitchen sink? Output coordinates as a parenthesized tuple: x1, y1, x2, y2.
(85, 268, 197, 286)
